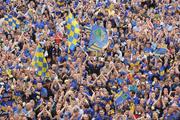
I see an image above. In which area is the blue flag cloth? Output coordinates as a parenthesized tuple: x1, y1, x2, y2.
(56, 0, 65, 7)
(88, 25, 108, 51)
(154, 48, 167, 55)
(31, 44, 49, 77)
(66, 12, 80, 51)
(4, 15, 20, 28)
(114, 91, 130, 106)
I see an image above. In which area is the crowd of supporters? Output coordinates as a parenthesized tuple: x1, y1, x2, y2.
(0, 0, 179, 120)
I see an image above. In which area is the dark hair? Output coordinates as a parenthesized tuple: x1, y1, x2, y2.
(82, 114, 91, 120)
(130, 90, 135, 95)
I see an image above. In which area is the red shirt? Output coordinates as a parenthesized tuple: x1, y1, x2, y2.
(54, 32, 63, 44)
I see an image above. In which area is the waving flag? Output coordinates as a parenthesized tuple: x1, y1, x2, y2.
(56, 0, 65, 7)
(114, 91, 130, 106)
(4, 15, 20, 29)
(32, 44, 49, 77)
(88, 25, 108, 51)
(154, 48, 167, 55)
(66, 12, 80, 51)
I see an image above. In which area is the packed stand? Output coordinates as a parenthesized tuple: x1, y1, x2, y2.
(0, 0, 180, 120)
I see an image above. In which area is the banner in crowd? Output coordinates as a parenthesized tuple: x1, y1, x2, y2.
(114, 91, 130, 106)
(4, 15, 20, 29)
(56, 0, 65, 7)
(66, 11, 80, 51)
(154, 48, 167, 55)
(32, 44, 49, 77)
(88, 25, 108, 51)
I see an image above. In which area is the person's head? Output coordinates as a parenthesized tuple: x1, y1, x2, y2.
(151, 67, 157, 74)
(105, 104, 111, 112)
(79, 85, 84, 92)
(29, 111, 35, 119)
(102, 88, 109, 96)
(151, 92, 156, 99)
(153, 76, 159, 82)
(17, 103, 22, 110)
(30, 100, 35, 108)
(156, 100, 162, 108)
(94, 104, 99, 112)
(26, 103, 32, 111)
(123, 85, 128, 93)
(174, 76, 179, 83)
(63, 112, 70, 120)
(137, 85, 141, 91)
(130, 91, 136, 97)
(37, 82, 42, 90)
(168, 107, 174, 115)
(175, 86, 180, 95)
(152, 111, 158, 120)
(96, 80, 102, 86)
(99, 109, 105, 116)
(9, 116, 15, 120)
(47, 101, 52, 110)
(163, 88, 169, 96)
(140, 98, 145, 105)
(65, 79, 70, 87)
(73, 106, 80, 117)
(82, 114, 90, 120)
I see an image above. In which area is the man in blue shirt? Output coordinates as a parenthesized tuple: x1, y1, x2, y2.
(34, 82, 48, 98)
(144, 42, 153, 53)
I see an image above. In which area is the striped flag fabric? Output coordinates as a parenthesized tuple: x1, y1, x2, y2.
(65, 11, 80, 51)
(31, 44, 49, 77)
(4, 15, 20, 29)
(56, 0, 65, 7)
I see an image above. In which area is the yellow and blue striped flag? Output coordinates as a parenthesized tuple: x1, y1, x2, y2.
(66, 12, 80, 51)
(32, 44, 49, 77)
(56, 0, 65, 7)
(88, 43, 101, 51)
(114, 91, 130, 106)
(4, 15, 20, 28)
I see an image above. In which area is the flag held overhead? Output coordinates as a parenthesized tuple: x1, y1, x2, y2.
(32, 44, 49, 77)
(88, 25, 109, 52)
(4, 15, 20, 29)
(65, 11, 80, 52)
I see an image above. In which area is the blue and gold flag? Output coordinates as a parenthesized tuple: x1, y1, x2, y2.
(57, 0, 65, 7)
(87, 43, 101, 51)
(66, 12, 80, 51)
(88, 25, 108, 51)
(4, 15, 20, 28)
(114, 91, 130, 106)
(32, 44, 49, 77)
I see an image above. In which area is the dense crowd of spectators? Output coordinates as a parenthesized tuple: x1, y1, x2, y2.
(0, 0, 179, 120)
